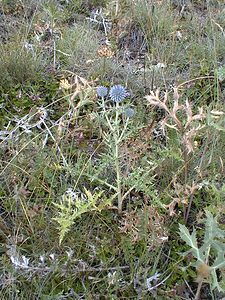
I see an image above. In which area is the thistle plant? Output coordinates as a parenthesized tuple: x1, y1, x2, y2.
(145, 88, 205, 221)
(179, 211, 225, 299)
(53, 188, 111, 244)
(97, 84, 132, 213)
(145, 88, 205, 157)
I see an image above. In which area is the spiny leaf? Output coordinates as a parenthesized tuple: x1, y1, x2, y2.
(211, 251, 225, 270)
(179, 224, 203, 262)
(53, 188, 111, 244)
(211, 269, 225, 292)
(179, 211, 225, 292)
(204, 211, 225, 242)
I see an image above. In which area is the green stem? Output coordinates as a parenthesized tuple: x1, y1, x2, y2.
(118, 118, 129, 143)
(101, 100, 124, 213)
(115, 140, 122, 213)
(115, 102, 123, 213)
(102, 97, 114, 131)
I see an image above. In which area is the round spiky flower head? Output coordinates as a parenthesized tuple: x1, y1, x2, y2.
(109, 85, 128, 103)
(96, 86, 108, 98)
(124, 107, 135, 118)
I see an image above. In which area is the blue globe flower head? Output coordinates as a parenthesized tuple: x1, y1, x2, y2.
(124, 107, 135, 118)
(109, 85, 128, 103)
(97, 86, 108, 98)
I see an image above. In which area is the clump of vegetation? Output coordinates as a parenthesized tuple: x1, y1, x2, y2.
(57, 23, 100, 75)
(179, 211, 225, 299)
(0, 38, 43, 90)
(0, 0, 224, 299)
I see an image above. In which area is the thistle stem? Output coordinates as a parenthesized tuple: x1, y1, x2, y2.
(101, 98, 125, 213)
(114, 102, 123, 213)
(194, 279, 203, 300)
(115, 140, 122, 213)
